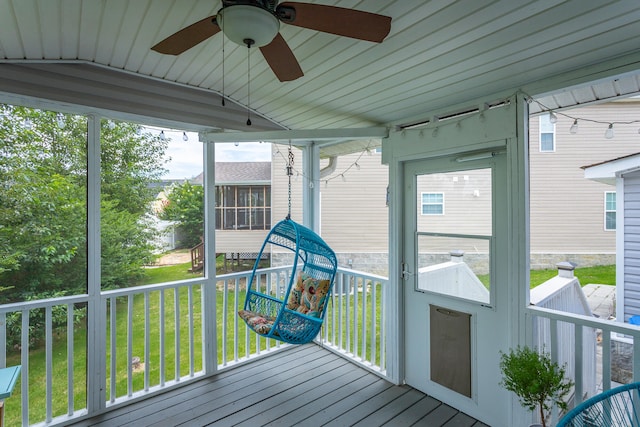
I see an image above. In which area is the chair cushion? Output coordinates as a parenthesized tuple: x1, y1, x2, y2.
(286, 271, 331, 318)
(238, 309, 275, 335)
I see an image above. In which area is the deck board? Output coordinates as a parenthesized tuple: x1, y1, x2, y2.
(68, 344, 485, 427)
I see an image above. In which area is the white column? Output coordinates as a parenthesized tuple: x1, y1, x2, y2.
(86, 114, 106, 414)
(302, 143, 321, 232)
(202, 140, 218, 374)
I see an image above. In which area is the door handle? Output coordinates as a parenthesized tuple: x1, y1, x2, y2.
(401, 262, 414, 281)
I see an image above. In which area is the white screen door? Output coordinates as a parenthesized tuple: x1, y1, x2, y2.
(403, 151, 510, 425)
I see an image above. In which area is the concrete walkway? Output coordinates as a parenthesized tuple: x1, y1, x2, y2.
(582, 283, 616, 319)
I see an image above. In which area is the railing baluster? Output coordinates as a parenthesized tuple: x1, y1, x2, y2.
(371, 280, 377, 367)
(633, 334, 640, 383)
(338, 273, 343, 349)
(174, 287, 180, 381)
(46, 306, 53, 423)
(222, 278, 228, 366)
(127, 295, 133, 397)
(144, 292, 150, 391)
(67, 304, 74, 415)
(21, 309, 29, 427)
(188, 286, 194, 377)
(353, 275, 359, 358)
(361, 277, 367, 361)
(575, 323, 583, 405)
(109, 297, 116, 403)
(159, 289, 165, 387)
(234, 278, 239, 362)
(380, 283, 386, 371)
(346, 275, 351, 354)
(602, 329, 611, 391)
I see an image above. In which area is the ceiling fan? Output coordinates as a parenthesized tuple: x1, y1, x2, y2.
(151, 1, 392, 82)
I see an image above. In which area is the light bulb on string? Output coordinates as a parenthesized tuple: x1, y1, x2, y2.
(355, 162, 361, 171)
(159, 130, 166, 141)
(234, 142, 239, 147)
(182, 132, 188, 141)
(548, 111, 558, 124)
(605, 124, 614, 139)
(325, 180, 329, 188)
(341, 174, 346, 182)
(570, 119, 578, 134)
(23, 118, 32, 129)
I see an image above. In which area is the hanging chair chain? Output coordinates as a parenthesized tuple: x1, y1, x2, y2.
(286, 142, 294, 219)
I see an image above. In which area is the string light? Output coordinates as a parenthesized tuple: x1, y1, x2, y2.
(56, 113, 65, 129)
(570, 119, 578, 134)
(605, 124, 614, 139)
(526, 93, 640, 140)
(182, 131, 189, 141)
(159, 130, 166, 141)
(272, 142, 376, 188)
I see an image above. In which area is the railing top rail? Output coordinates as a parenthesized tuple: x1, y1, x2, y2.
(527, 305, 640, 338)
(0, 294, 90, 313)
(101, 265, 297, 298)
(101, 277, 207, 298)
(336, 267, 389, 282)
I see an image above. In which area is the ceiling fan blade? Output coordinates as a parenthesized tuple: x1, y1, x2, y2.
(277, 2, 391, 43)
(151, 16, 220, 55)
(259, 33, 304, 82)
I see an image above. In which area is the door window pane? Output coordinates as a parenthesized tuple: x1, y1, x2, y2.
(415, 168, 492, 304)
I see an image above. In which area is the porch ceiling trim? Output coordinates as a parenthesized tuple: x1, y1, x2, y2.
(199, 127, 389, 144)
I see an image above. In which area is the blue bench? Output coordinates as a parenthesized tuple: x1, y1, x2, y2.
(0, 366, 21, 427)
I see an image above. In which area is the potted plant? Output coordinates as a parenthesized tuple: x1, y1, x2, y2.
(499, 346, 574, 427)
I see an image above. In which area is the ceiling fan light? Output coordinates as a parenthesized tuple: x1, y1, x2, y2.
(218, 5, 280, 47)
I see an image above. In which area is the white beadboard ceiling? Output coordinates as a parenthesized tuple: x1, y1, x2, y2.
(1, 0, 640, 153)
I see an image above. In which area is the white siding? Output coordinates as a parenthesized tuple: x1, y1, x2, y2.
(624, 173, 640, 320)
(271, 146, 389, 272)
(529, 100, 640, 255)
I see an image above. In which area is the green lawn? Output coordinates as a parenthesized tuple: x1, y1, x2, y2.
(2, 262, 615, 425)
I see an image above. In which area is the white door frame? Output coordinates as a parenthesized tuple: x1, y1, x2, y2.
(382, 94, 531, 426)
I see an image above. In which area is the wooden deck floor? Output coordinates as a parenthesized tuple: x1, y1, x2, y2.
(68, 344, 488, 427)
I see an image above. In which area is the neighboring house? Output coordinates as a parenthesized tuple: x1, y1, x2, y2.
(583, 151, 640, 323)
(271, 147, 390, 274)
(193, 161, 271, 256)
(266, 99, 640, 275)
(528, 98, 640, 269)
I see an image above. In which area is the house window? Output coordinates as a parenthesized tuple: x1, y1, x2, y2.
(215, 185, 271, 230)
(539, 115, 555, 152)
(605, 191, 616, 231)
(421, 192, 444, 215)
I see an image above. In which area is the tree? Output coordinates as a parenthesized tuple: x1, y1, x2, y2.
(0, 105, 169, 304)
(157, 181, 204, 248)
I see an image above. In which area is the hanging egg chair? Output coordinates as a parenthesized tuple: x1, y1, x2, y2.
(238, 217, 338, 344)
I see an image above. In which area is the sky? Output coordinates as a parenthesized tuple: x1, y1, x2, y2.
(159, 130, 272, 180)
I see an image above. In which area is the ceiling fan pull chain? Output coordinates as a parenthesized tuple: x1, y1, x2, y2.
(246, 39, 252, 126)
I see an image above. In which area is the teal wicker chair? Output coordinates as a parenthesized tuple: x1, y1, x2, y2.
(237, 218, 337, 345)
(557, 382, 640, 426)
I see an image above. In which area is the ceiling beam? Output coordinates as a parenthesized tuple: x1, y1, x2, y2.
(199, 127, 389, 143)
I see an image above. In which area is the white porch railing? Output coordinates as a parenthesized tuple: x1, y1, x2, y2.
(527, 305, 640, 423)
(321, 268, 387, 374)
(0, 266, 387, 426)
